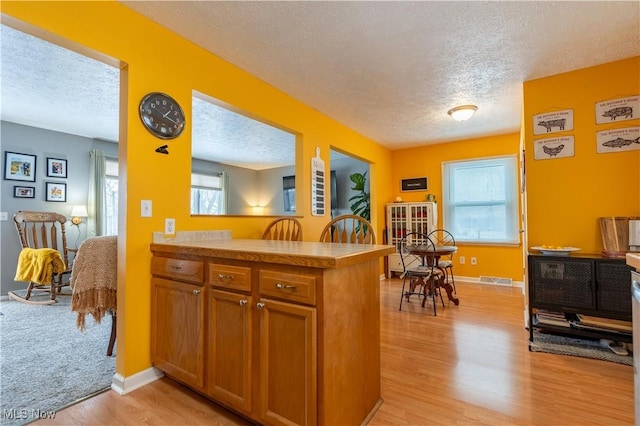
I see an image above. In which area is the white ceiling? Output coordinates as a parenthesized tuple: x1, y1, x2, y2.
(1, 1, 639, 163)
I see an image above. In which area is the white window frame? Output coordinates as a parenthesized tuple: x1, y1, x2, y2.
(191, 172, 227, 215)
(442, 155, 519, 245)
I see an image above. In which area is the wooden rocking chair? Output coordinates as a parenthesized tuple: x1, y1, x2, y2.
(10, 211, 75, 305)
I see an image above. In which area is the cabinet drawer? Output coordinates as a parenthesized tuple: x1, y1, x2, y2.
(151, 257, 204, 284)
(209, 263, 251, 292)
(259, 270, 316, 305)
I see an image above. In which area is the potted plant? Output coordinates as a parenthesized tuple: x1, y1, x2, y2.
(349, 171, 370, 221)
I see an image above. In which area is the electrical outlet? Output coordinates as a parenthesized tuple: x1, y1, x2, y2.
(141, 200, 152, 217)
(165, 218, 176, 236)
(471, 257, 477, 265)
(459, 256, 465, 264)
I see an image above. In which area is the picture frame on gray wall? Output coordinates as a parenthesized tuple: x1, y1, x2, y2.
(46, 157, 67, 178)
(14, 186, 35, 198)
(4, 151, 36, 182)
(45, 181, 66, 202)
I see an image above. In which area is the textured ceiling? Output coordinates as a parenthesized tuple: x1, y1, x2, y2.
(121, 1, 640, 148)
(1, 1, 639, 167)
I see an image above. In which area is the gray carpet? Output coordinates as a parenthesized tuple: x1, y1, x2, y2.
(0, 290, 115, 425)
(530, 331, 633, 366)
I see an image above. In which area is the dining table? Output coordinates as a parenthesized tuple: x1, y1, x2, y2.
(406, 244, 460, 306)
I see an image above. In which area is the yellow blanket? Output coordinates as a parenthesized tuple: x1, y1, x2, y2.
(14, 248, 66, 285)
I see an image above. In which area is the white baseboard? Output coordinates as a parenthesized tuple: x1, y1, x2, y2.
(382, 273, 524, 288)
(111, 367, 164, 395)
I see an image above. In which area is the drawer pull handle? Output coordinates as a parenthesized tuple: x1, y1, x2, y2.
(276, 282, 297, 290)
(218, 273, 234, 281)
(169, 266, 182, 271)
(256, 302, 265, 310)
(239, 299, 248, 306)
(192, 289, 201, 295)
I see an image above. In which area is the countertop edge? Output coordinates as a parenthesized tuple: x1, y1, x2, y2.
(151, 240, 396, 269)
(625, 253, 640, 271)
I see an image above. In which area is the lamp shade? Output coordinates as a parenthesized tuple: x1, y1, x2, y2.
(71, 205, 88, 218)
(447, 105, 478, 121)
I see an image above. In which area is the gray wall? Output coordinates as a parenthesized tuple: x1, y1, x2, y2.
(331, 155, 369, 218)
(1, 121, 117, 295)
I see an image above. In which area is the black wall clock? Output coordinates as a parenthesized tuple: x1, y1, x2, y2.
(139, 92, 186, 139)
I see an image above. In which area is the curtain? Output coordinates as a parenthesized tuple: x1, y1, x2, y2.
(221, 171, 229, 214)
(88, 150, 106, 236)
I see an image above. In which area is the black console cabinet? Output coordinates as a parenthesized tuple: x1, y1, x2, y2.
(528, 253, 633, 342)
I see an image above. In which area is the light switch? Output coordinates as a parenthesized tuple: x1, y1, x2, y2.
(141, 200, 152, 217)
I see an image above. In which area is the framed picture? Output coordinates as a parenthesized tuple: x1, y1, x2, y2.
(401, 177, 428, 191)
(46, 157, 67, 178)
(13, 185, 35, 198)
(4, 151, 36, 182)
(45, 181, 67, 202)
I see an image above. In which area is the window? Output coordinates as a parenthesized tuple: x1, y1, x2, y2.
(104, 159, 118, 236)
(191, 172, 227, 214)
(283, 175, 296, 212)
(442, 155, 519, 244)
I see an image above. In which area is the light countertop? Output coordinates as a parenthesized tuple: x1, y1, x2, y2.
(151, 238, 396, 269)
(626, 252, 640, 271)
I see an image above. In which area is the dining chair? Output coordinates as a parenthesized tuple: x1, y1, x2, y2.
(319, 214, 376, 244)
(398, 232, 445, 315)
(262, 217, 303, 241)
(428, 229, 457, 294)
(10, 210, 75, 305)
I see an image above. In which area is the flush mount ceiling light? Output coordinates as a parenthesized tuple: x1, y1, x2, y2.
(447, 105, 478, 121)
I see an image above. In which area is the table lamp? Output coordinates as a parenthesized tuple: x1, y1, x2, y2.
(71, 205, 88, 227)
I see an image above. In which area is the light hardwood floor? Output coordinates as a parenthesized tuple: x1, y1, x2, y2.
(35, 279, 634, 425)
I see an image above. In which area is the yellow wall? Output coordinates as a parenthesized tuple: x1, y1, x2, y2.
(524, 57, 640, 252)
(5, 1, 639, 382)
(390, 133, 524, 281)
(2, 2, 393, 377)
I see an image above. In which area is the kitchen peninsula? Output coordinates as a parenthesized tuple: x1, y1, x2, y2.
(150, 238, 395, 426)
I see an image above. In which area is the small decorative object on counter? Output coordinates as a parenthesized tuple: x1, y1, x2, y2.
(395, 196, 403, 203)
(425, 193, 436, 202)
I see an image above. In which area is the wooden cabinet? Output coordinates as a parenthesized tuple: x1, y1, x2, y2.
(385, 202, 437, 277)
(150, 256, 205, 390)
(528, 254, 633, 343)
(257, 298, 316, 426)
(207, 289, 253, 413)
(150, 240, 394, 426)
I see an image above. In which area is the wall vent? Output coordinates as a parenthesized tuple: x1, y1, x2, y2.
(479, 276, 513, 285)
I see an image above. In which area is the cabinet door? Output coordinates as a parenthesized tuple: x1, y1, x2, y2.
(207, 289, 253, 413)
(529, 256, 595, 310)
(386, 203, 407, 248)
(151, 277, 205, 389)
(596, 260, 632, 316)
(258, 298, 317, 426)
